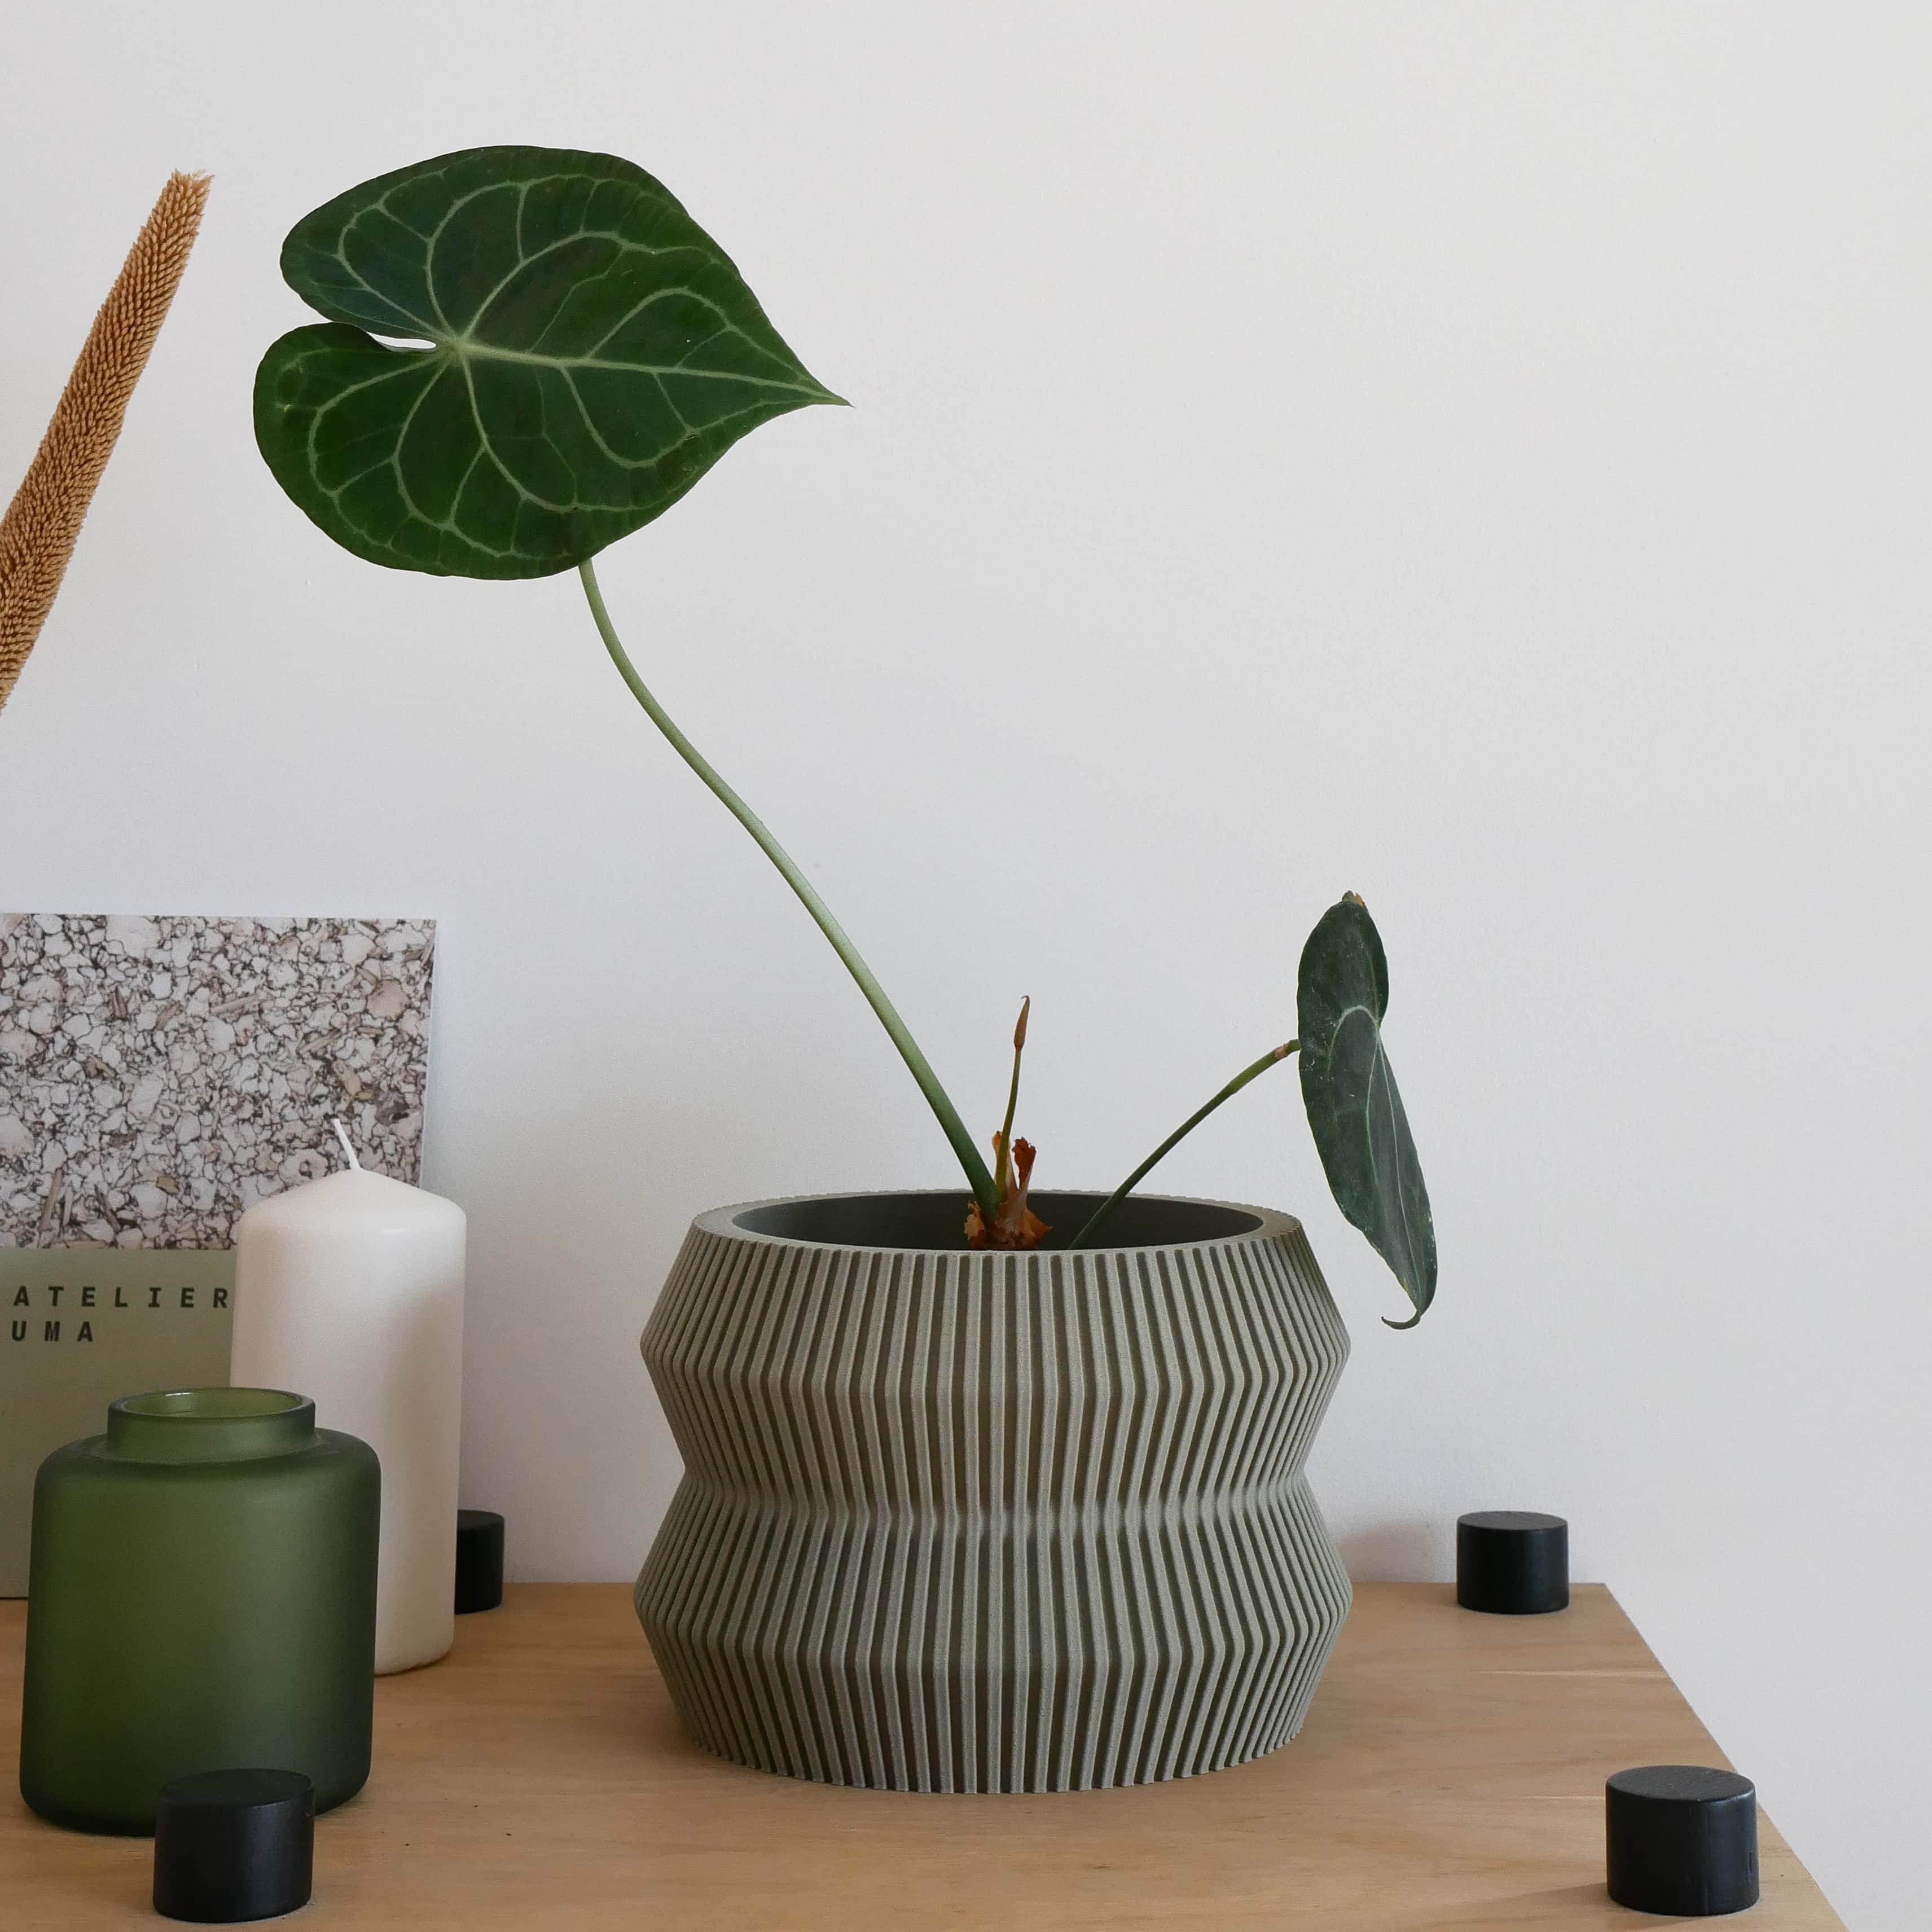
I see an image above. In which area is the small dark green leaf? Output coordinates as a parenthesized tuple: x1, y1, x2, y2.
(254, 146, 843, 579)
(1297, 894, 1437, 1327)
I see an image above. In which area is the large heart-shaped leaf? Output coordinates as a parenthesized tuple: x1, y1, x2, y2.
(254, 146, 842, 579)
(1297, 894, 1437, 1327)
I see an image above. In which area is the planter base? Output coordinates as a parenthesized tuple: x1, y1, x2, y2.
(636, 1192, 1352, 1793)
(638, 1470, 1349, 1792)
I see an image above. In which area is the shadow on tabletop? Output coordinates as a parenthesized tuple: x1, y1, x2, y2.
(1402, 1883, 1640, 1925)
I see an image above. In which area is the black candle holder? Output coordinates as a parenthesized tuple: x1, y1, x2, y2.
(1606, 1764, 1759, 1916)
(455, 1509, 505, 1614)
(1456, 1509, 1568, 1614)
(153, 1768, 313, 1923)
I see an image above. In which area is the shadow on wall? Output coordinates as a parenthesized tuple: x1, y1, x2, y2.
(1337, 1519, 1442, 1582)
(446, 1024, 912, 1580)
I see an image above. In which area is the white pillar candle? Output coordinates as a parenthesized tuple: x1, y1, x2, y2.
(230, 1136, 466, 1675)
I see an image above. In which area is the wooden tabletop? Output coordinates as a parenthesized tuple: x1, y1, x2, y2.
(2, 1583, 1841, 1928)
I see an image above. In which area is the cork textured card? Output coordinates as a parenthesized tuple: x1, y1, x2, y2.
(0, 913, 436, 1592)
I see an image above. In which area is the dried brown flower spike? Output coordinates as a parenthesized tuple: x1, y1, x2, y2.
(0, 170, 210, 717)
(965, 998, 1050, 1250)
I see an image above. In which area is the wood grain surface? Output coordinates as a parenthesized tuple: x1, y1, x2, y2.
(0, 1583, 1842, 1929)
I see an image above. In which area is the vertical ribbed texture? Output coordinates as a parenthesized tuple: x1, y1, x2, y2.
(636, 1202, 1351, 1792)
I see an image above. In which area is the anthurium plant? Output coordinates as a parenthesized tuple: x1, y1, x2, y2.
(254, 146, 1438, 1326)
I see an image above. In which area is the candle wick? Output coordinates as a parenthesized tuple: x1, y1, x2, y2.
(331, 1119, 363, 1171)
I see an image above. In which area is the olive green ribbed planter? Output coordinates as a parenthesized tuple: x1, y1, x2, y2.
(635, 1191, 1351, 1793)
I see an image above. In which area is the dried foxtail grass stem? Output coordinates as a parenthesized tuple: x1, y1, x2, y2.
(0, 169, 210, 717)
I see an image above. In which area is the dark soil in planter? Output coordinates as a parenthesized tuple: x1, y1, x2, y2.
(730, 1190, 1264, 1252)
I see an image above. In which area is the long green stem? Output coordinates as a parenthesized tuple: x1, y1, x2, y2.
(1068, 1040, 1299, 1249)
(579, 558, 998, 1214)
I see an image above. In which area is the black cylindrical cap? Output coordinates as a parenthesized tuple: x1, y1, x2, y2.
(455, 1508, 504, 1614)
(153, 1769, 313, 1923)
(1607, 1765, 1759, 1916)
(1456, 1509, 1569, 1614)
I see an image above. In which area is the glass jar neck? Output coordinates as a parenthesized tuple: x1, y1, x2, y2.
(106, 1389, 316, 1463)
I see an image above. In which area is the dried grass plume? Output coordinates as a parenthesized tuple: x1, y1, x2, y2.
(0, 170, 209, 717)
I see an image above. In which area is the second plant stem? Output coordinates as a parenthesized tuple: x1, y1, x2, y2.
(1068, 1040, 1299, 1249)
(579, 557, 998, 1216)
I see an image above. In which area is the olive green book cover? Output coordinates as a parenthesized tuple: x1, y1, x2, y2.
(1, 1250, 235, 1595)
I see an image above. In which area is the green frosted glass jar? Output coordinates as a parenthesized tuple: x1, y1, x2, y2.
(19, 1389, 379, 1834)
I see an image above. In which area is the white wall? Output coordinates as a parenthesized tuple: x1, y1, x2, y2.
(4, 5, 1925, 1921)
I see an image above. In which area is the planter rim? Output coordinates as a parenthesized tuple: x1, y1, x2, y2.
(692, 1188, 1305, 1257)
